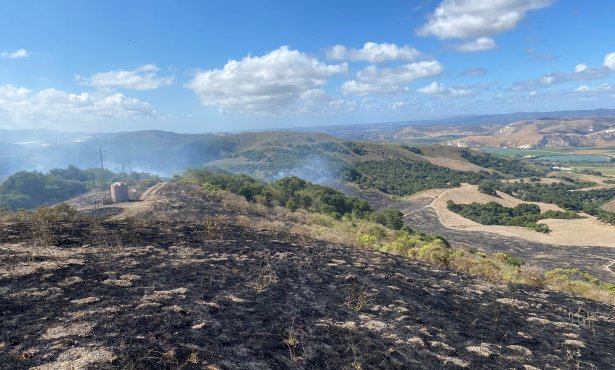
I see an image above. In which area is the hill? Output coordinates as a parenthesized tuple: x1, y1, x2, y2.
(1, 180, 614, 369)
(287, 108, 615, 143)
(450, 117, 615, 149)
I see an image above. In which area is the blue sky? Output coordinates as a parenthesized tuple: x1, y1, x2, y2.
(1, 0, 614, 132)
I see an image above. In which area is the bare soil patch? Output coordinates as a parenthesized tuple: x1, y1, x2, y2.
(603, 199, 615, 212)
(423, 157, 489, 172)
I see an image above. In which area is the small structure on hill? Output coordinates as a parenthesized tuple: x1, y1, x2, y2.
(110, 182, 130, 203)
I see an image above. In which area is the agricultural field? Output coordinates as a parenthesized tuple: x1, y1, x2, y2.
(483, 147, 582, 157)
(572, 164, 615, 177)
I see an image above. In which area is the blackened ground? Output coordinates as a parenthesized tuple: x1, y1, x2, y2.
(1, 220, 614, 369)
(337, 184, 615, 283)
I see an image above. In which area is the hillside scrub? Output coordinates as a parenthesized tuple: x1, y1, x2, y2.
(498, 181, 615, 225)
(179, 179, 615, 306)
(460, 149, 546, 177)
(446, 200, 581, 233)
(353, 217, 615, 305)
(345, 159, 496, 196)
(180, 169, 405, 229)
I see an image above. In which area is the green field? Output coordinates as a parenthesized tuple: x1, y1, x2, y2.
(482, 147, 584, 157)
(572, 165, 615, 177)
(484, 147, 615, 156)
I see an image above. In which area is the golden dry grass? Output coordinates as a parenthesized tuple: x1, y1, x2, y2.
(423, 157, 489, 172)
(424, 184, 615, 247)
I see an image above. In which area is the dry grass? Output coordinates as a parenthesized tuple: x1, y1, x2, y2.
(283, 318, 303, 362)
(344, 285, 374, 312)
(202, 187, 615, 306)
(427, 184, 615, 247)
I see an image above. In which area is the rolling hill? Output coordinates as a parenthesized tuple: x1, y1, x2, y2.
(449, 117, 615, 149)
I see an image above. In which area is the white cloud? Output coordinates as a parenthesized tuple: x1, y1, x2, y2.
(417, 0, 553, 39)
(575, 83, 611, 93)
(341, 60, 443, 96)
(327, 42, 422, 63)
(186, 46, 348, 114)
(417, 81, 475, 97)
(1, 48, 29, 59)
(604, 52, 615, 70)
(77, 64, 173, 90)
(513, 64, 612, 91)
(0, 84, 157, 126)
(454, 37, 496, 52)
(574, 64, 588, 73)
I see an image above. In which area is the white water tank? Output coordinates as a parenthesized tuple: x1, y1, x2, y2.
(110, 182, 130, 203)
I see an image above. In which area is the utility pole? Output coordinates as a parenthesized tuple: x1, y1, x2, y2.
(96, 147, 106, 174)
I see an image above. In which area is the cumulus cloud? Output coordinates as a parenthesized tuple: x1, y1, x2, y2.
(1, 48, 29, 59)
(327, 42, 422, 63)
(186, 46, 348, 114)
(416, 0, 553, 39)
(341, 60, 443, 96)
(604, 52, 615, 70)
(574, 64, 588, 73)
(417, 81, 475, 97)
(453, 37, 496, 52)
(77, 64, 173, 90)
(0, 84, 157, 125)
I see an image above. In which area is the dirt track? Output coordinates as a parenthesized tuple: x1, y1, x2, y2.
(339, 185, 615, 283)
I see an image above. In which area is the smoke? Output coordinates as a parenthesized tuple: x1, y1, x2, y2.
(271, 155, 340, 185)
(0, 129, 232, 179)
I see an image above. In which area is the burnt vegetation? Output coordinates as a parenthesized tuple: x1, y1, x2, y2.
(1, 183, 615, 369)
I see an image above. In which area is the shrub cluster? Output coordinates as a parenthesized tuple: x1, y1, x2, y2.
(497, 181, 615, 225)
(181, 169, 405, 229)
(460, 149, 546, 177)
(446, 200, 581, 233)
(345, 159, 495, 196)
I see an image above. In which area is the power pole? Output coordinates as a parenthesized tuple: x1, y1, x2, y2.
(96, 147, 106, 175)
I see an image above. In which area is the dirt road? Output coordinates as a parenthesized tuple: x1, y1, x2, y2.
(108, 182, 168, 220)
(339, 184, 615, 282)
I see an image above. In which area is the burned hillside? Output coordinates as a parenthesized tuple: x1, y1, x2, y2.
(1, 183, 614, 369)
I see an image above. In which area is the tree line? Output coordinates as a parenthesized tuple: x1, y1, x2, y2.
(182, 169, 405, 230)
(0, 165, 158, 210)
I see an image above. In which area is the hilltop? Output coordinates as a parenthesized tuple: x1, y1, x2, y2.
(1, 181, 614, 369)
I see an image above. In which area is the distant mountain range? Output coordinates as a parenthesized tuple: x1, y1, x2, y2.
(287, 108, 615, 142)
(449, 117, 615, 149)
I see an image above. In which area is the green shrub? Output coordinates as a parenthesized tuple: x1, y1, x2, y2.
(447, 200, 579, 232)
